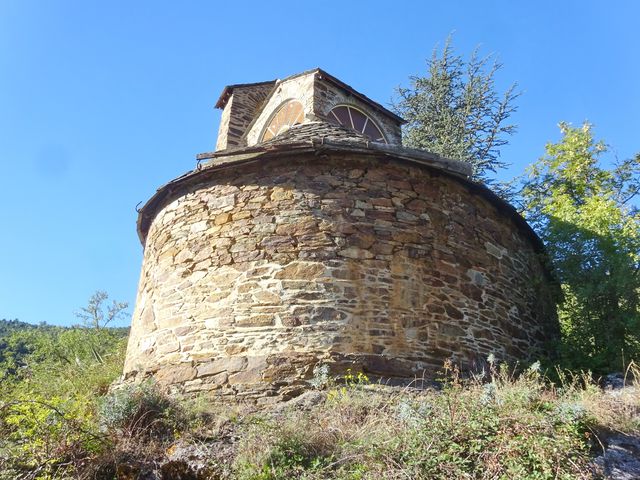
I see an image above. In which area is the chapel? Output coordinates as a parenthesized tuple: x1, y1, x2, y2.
(123, 68, 557, 402)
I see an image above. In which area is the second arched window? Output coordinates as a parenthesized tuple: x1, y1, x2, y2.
(326, 105, 387, 143)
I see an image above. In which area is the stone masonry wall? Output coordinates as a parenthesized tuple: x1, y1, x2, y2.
(124, 154, 557, 403)
(245, 74, 315, 146)
(215, 98, 232, 151)
(216, 83, 275, 150)
(243, 71, 402, 147)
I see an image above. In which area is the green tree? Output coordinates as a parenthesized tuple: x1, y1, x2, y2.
(521, 122, 640, 372)
(394, 36, 519, 182)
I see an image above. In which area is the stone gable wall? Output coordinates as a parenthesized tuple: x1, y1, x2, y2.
(245, 74, 315, 146)
(215, 98, 233, 151)
(243, 72, 402, 148)
(216, 84, 274, 150)
(124, 154, 557, 403)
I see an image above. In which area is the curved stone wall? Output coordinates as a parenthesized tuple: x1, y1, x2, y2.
(124, 153, 557, 401)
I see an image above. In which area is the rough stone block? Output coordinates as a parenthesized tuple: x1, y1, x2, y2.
(155, 364, 196, 384)
(337, 247, 374, 260)
(197, 357, 246, 377)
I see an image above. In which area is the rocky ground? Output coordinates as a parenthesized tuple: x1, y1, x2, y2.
(593, 374, 640, 479)
(112, 385, 640, 480)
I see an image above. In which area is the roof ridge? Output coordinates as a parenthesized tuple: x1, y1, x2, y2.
(214, 68, 405, 124)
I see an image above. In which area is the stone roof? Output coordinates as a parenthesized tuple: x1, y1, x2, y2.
(263, 121, 372, 145)
(197, 122, 470, 178)
(311, 68, 406, 125)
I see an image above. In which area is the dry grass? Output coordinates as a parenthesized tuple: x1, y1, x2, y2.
(230, 362, 630, 479)
(3, 362, 639, 479)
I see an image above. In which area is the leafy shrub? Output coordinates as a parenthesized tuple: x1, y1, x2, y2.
(0, 392, 104, 479)
(98, 381, 186, 438)
(0, 320, 127, 478)
(309, 363, 330, 389)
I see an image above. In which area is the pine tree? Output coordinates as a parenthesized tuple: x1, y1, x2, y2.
(395, 37, 519, 183)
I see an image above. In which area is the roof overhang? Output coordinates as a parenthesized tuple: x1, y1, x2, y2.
(313, 68, 406, 125)
(214, 80, 277, 109)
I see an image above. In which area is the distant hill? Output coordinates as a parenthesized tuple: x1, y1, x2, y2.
(0, 318, 40, 336)
(0, 317, 129, 383)
(0, 318, 129, 337)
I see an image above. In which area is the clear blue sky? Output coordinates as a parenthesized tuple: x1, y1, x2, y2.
(1, 1, 638, 327)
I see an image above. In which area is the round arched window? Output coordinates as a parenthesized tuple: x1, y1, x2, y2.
(326, 105, 387, 143)
(261, 100, 304, 141)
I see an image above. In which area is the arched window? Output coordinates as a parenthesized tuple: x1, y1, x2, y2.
(326, 105, 387, 143)
(261, 100, 304, 141)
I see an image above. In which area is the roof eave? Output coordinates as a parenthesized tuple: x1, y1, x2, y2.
(214, 80, 277, 109)
(314, 68, 407, 125)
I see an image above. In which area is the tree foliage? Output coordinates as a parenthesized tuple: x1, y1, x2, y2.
(521, 122, 640, 372)
(75, 290, 128, 330)
(394, 36, 519, 182)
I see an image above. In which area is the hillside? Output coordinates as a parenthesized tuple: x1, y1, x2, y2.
(0, 318, 39, 336)
(0, 319, 639, 479)
(0, 318, 129, 382)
